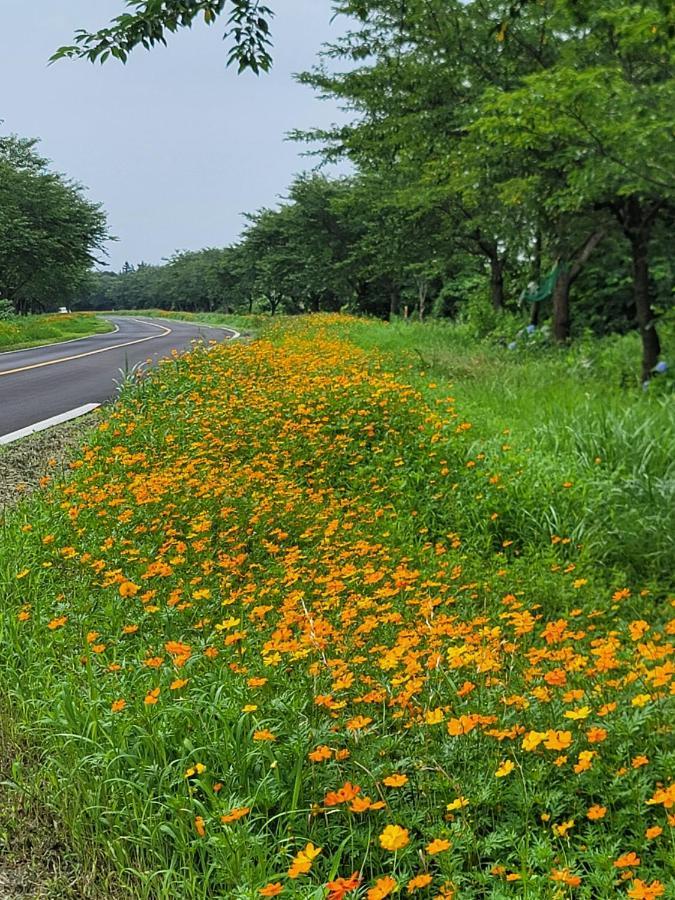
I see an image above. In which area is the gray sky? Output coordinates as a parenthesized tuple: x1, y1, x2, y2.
(0, 1, 349, 270)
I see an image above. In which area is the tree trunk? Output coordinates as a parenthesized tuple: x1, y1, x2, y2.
(552, 229, 605, 343)
(630, 228, 660, 382)
(489, 256, 504, 310)
(617, 197, 662, 383)
(552, 271, 572, 342)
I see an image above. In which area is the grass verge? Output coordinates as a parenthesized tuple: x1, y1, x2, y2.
(0, 315, 672, 899)
(0, 314, 114, 352)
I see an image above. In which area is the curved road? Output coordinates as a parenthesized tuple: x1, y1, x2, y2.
(0, 316, 237, 440)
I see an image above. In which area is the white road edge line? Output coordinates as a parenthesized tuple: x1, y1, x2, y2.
(0, 318, 121, 356)
(0, 403, 101, 446)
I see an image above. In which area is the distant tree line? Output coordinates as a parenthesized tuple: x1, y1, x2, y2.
(0, 133, 108, 315)
(75, 0, 673, 380)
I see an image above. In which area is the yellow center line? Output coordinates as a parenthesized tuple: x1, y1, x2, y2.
(0, 319, 172, 378)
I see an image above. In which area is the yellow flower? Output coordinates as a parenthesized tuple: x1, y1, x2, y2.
(564, 706, 591, 720)
(379, 824, 410, 851)
(495, 760, 515, 778)
(553, 819, 575, 837)
(288, 842, 322, 878)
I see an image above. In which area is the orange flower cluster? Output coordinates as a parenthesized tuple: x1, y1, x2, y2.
(8, 316, 673, 896)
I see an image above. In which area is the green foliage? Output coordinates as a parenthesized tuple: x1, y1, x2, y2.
(53, 0, 274, 73)
(0, 298, 15, 321)
(0, 133, 109, 314)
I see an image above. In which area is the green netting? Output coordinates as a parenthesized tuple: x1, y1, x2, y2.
(523, 262, 569, 303)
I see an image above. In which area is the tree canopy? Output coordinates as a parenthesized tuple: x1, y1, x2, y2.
(0, 133, 109, 314)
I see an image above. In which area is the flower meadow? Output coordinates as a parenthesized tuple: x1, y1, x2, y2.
(1, 316, 673, 899)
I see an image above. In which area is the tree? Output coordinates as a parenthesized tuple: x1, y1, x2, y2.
(469, 0, 674, 377)
(0, 134, 109, 313)
(54, 0, 274, 73)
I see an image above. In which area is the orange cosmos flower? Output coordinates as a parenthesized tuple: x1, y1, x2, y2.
(220, 806, 250, 824)
(367, 876, 397, 900)
(551, 869, 581, 887)
(170, 678, 188, 690)
(645, 826, 662, 839)
(587, 805, 606, 820)
(324, 781, 361, 807)
(383, 773, 408, 787)
(349, 795, 379, 813)
(111, 698, 126, 713)
(309, 745, 333, 762)
(47, 616, 68, 630)
(646, 782, 675, 808)
(259, 883, 284, 896)
(379, 825, 409, 851)
(144, 687, 160, 706)
(346, 715, 373, 731)
(614, 852, 640, 868)
(407, 873, 433, 891)
(426, 838, 451, 854)
(544, 730, 572, 751)
(194, 815, 206, 837)
(119, 581, 139, 597)
(144, 656, 164, 668)
(253, 729, 276, 742)
(326, 872, 361, 900)
(495, 760, 515, 778)
(627, 879, 665, 899)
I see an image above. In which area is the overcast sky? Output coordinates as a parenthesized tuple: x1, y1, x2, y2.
(0, 1, 349, 270)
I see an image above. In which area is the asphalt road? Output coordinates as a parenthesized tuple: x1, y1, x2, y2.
(0, 316, 238, 439)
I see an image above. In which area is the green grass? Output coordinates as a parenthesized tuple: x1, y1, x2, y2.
(343, 318, 674, 584)
(0, 314, 672, 899)
(0, 313, 114, 351)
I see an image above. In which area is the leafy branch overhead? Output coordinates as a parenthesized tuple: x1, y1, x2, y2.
(52, 0, 274, 73)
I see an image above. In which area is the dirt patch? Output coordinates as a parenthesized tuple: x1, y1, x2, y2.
(0, 717, 123, 899)
(0, 414, 100, 512)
